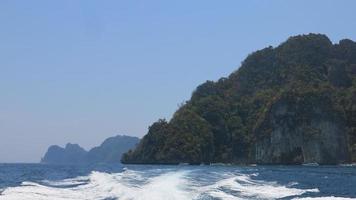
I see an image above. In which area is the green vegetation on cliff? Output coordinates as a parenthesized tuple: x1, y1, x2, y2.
(122, 34, 356, 165)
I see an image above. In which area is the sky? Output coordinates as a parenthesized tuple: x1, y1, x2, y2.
(0, 0, 356, 163)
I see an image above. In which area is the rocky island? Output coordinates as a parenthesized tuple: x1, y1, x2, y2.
(41, 135, 139, 164)
(122, 34, 356, 165)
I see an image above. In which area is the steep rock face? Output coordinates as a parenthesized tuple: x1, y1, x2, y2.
(41, 143, 87, 164)
(255, 93, 349, 164)
(86, 135, 140, 163)
(122, 33, 356, 165)
(41, 135, 139, 164)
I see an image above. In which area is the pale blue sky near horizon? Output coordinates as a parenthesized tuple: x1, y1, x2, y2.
(0, 0, 355, 162)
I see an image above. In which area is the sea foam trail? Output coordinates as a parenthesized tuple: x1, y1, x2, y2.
(193, 173, 319, 200)
(0, 170, 193, 200)
(0, 168, 322, 200)
(294, 197, 356, 200)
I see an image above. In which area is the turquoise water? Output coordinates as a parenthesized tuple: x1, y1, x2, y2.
(0, 163, 355, 199)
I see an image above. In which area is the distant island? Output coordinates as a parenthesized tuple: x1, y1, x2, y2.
(122, 33, 356, 165)
(41, 135, 139, 164)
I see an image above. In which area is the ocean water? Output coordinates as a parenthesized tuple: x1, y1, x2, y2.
(0, 164, 355, 200)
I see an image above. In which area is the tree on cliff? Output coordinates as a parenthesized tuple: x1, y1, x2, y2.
(122, 34, 356, 164)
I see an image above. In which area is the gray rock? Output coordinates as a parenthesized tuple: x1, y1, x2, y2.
(255, 95, 349, 164)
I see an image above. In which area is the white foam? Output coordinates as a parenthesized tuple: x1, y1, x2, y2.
(126, 171, 193, 200)
(194, 173, 319, 200)
(41, 176, 88, 187)
(0, 170, 193, 200)
(1, 171, 124, 200)
(294, 197, 356, 200)
(0, 169, 321, 200)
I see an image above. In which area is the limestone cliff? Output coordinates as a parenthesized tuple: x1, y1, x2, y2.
(122, 34, 356, 165)
(254, 92, 349, 164)
(41, 135, 139, 164)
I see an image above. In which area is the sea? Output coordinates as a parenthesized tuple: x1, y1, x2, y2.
(0, 164, 355, 200)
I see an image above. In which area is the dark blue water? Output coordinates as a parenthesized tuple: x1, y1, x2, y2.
(0, 163, 355, 199)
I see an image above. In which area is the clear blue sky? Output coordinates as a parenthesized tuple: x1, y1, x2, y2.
(1, 0, 355, 162)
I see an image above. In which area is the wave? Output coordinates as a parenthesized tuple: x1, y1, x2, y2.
(294, 197, 356, 200)
(193, 173, 318, 200)
(0, 168, 324, 200)
(0, 169, 192, 200)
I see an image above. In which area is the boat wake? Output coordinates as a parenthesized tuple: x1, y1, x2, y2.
(0, 168, 352, 200)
